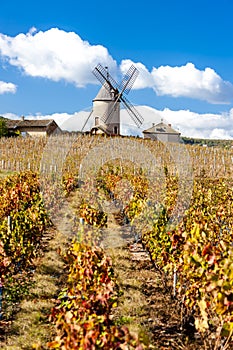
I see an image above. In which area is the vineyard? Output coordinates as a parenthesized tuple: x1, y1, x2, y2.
(0, 134, 233, 349)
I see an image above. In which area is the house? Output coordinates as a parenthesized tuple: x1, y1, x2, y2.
(5, 117, 62, 137)
(143, 121, 181, 143)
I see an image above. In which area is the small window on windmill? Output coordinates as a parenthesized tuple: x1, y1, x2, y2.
(95, 116, 100, 126)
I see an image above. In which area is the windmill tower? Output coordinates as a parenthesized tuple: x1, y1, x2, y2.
(81, 64, 144, 135)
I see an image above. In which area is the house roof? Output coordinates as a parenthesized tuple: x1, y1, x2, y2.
(5, 118, 56, 130)
(90, 124, 111, 135)
(143, 122, 180, 135)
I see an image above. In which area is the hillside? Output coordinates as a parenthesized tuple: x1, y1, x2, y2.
(0, 135, 232, 349)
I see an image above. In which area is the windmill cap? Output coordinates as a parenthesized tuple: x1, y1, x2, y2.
(93, 85, 116, 101)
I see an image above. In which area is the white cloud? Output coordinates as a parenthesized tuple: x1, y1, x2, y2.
(152, 63, 233, 104)
(0, 28, 233, 105)
(0, 28, 117, 87)
(120, 60, 233, 104)
(209, 128, 233, 139)
(0, 80, 17, 94)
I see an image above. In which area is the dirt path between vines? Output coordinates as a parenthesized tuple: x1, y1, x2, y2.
(100, 209, 202, 350)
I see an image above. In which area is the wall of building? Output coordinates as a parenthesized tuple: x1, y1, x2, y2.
(25, 130, 47, 137)
(93, 100, 120, 134)
(143, 133, 180, 143)
(167, 134, 180, 143)
(19, 124, 61, 137)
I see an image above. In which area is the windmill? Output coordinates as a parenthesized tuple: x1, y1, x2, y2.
(81, 64, 144, 135)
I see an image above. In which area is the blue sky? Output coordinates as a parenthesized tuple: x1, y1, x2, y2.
(0, 0, 233, 138)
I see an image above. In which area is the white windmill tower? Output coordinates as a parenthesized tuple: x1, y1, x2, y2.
(81, 64, 144, 135)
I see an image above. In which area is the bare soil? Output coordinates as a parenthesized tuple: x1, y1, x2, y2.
(104, 210, 205, 350)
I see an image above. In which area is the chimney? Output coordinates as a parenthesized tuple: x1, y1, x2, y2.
(152, 123, 155, 127)
(21, 116, 25, 121)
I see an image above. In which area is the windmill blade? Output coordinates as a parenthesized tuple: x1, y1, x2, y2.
(121, 96, 144, 128)
(81, 110, 93, 132)
(101, 98, 120, 124)
(101, 65, 139, 124)
(93, 64, 119, 92)
(120, 65, 139, 95)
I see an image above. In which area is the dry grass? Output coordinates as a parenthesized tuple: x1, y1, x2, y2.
(0, 170, 16, 178)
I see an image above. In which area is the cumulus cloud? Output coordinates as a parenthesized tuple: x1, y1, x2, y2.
(0, 28, 233, 105)
(0, 80, 17, 94)
(120, 60, 233, 104)
(0, 28, 117, 87)
(152, 63, 233, 104)
(209, 128, 233, 140)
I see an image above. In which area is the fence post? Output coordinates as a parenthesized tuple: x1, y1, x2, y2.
(7, 215, 12, 233)
(173, 268, 177, 298)
(0, 281, 2, 320)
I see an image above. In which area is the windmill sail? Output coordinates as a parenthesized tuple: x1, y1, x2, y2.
(93, 64, 119, 92)
(81, 63, 144, 135)
(81, 110, 93, 132)
(121, 96, 144, 127)
(120, 65, 139, 95)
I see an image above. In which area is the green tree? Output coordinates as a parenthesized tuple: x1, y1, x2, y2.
(0, 117, 8, 137)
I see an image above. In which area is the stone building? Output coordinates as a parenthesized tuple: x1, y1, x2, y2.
(143, 121, 181, 143)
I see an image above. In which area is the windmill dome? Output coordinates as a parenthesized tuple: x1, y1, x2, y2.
(93, 84, 115, 102)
